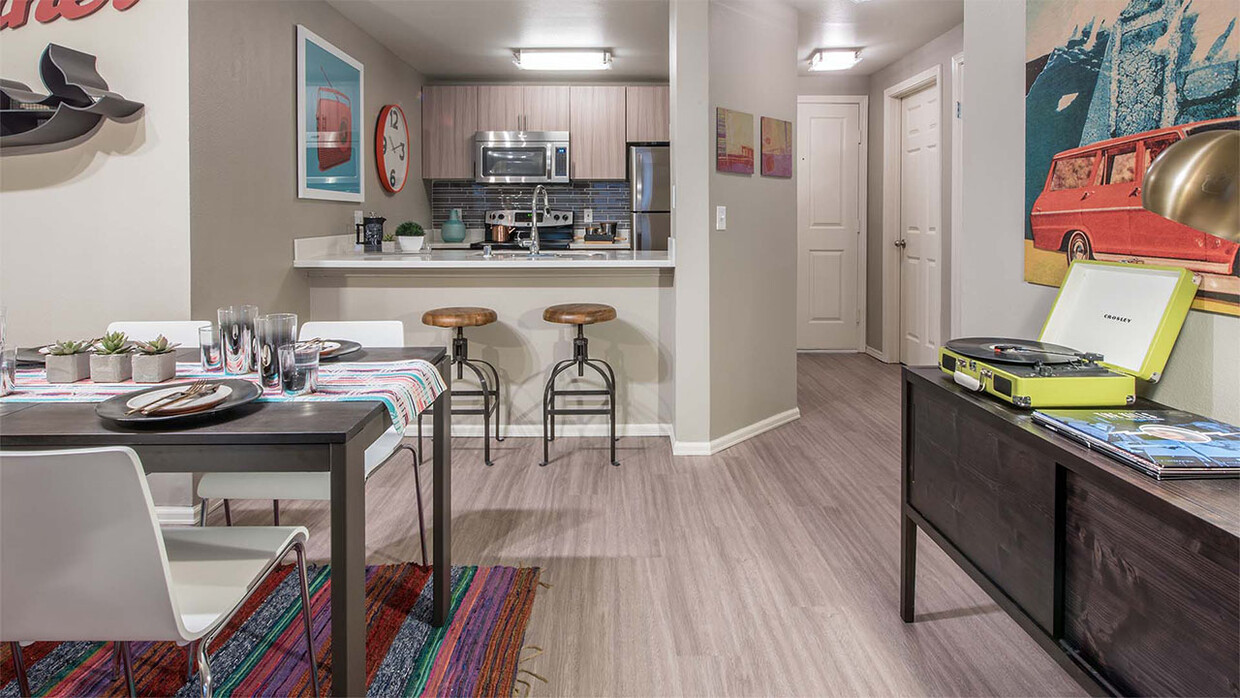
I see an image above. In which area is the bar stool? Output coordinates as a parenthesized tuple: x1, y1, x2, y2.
(419, 307, 504, 465)
(541, 303, 620, 467)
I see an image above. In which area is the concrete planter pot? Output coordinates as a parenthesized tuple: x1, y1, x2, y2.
(133, 352, 176, 383)
(90, 353, 132, 383)
(398, 236, 425, 252)
(46, 353, 90, 383)
(381, 240, 397, 253)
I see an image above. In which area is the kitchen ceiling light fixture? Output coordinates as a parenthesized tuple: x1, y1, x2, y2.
(513, 49, 612, 71)
(809, 48, 862, 71)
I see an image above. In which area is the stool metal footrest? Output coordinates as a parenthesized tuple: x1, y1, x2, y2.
(541, 325, 619, 467)
(418, 332, 504, 466)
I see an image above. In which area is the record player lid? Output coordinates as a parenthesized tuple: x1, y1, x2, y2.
(1038, 261, 1198, 382)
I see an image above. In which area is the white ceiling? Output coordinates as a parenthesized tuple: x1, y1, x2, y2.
(326, 0, 962, 82)
(793, 0, 963, 76)
(325, 0, 671, 82)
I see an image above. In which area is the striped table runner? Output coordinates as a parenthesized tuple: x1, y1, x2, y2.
(1, 361, 445, 429)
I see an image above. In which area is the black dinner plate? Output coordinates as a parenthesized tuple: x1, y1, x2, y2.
(318, 339, 363, 361)
(95, 379, 262, 426)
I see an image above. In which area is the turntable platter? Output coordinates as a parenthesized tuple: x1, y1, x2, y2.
(946, 337, 1084, 365)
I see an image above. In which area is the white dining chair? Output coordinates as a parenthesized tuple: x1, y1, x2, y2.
(196, 321, 427, 565)
(106, 321, 211, 348)
(0, 447, 319, 698)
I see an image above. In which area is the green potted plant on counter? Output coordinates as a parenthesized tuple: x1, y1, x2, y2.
(132, 335, 180, 383)
(382, 229, 397, 253)
(90, 331, 131, 383)
(45, 339, 92, 383)
(396, 221, 425, 252)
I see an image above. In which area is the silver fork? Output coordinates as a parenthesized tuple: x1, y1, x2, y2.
(128, 380, 206, 415)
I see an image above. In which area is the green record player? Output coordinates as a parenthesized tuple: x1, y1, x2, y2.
(939, 261, 1199, 408)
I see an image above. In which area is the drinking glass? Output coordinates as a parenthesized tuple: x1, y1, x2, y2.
(199, 325, 222, 371)
(279, 342, 319, 396)
(218, 305, 258, 374)
(256, 313, 297, 388)
(0, 347, 16, 396)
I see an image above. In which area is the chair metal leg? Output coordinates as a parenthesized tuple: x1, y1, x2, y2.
(119, 641, 137, 698)
(112, 639, 122, 679)
(185, 641, 195, 682)
(459, 360, 495, 466)
(9, 642, 30, 697)
(473, 358, 505, 443)
(417, 414, 424, 466)
(272, 499, 280, 526)
(401, 445, 428, 566)
(293, 543, 322, 698)
(540, 359, 576, 466)
(197, 636, 213, 698)
(223, 499, 232, 526)
(199, 498, 209, 526)
(583, 359, 620, 466)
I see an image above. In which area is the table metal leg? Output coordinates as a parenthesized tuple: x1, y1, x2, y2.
(432, 362, 452, 627)
(900, 512, 917, 622)
(329, 437, 368, 697)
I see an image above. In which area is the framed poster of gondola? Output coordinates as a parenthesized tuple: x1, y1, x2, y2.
(297, 25, 364, 202)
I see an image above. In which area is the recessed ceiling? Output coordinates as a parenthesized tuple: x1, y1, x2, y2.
(792, 0, 963, 76)
(325, 0, 670, 82)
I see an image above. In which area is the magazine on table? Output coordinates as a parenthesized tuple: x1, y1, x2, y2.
(1032, 408, 1240, 480)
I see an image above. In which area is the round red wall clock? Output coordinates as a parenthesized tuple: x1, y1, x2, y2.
(375, 104, 409, 193)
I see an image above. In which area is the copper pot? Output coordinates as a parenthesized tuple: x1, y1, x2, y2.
(490, 224, 511, 242)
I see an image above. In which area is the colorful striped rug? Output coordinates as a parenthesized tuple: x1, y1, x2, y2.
(0, 564, 540, 697)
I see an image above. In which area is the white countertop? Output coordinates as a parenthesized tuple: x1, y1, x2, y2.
(294, 236, 673, 270)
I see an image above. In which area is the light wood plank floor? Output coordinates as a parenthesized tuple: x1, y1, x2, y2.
(221, 354, 1085, 696)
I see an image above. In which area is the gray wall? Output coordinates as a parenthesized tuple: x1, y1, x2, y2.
(189, 0, 431, 320)
(865, 23, 962, 352)
(961, 1, 1239, 423)
(708, 0, 799, 438)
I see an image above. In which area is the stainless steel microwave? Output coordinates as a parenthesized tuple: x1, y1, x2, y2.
(474, 131, 570, 184)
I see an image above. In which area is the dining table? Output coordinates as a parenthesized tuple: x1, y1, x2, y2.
(0, 346, 452, 697)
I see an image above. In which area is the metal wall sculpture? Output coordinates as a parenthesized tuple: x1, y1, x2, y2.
(0, 43, 144, 150)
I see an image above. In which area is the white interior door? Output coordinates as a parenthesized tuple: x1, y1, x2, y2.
(797, 100, 862, 350)
(897, 85, 941, 365)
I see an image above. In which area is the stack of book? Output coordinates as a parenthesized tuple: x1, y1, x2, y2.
(1033, 408, 1240, 480)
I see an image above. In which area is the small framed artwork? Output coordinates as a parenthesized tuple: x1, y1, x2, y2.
(297, 25, 364, 202)
(760, 117, 792, 178)
(716, 107, 754, 174)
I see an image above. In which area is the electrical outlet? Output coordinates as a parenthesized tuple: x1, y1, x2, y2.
(715, 206, 727, 231)
(353, 210, 364, 225)
(583, 208, 593, 223)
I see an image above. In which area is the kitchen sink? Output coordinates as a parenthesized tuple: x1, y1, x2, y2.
(471, 251, 607, 260)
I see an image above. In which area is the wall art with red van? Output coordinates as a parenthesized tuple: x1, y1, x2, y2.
(1025, 0, 1239, 316)
(297, 25, 364, 202)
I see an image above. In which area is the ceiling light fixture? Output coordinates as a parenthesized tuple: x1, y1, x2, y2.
(809, 48, 862, 71)
(513, 49, 612, 71)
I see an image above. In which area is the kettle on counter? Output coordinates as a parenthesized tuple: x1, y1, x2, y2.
(356, 213, 387, 252)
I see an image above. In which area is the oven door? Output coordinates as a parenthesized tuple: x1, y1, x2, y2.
(475, 142, 553, 183)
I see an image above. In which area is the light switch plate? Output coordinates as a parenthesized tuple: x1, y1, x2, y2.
(583, 208, 594, 223)
(715, 206, 727, 231)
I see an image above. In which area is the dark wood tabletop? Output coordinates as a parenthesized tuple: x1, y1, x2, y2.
(907, 366, 1240, 538)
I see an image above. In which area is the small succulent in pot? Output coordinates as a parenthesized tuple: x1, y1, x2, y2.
(89, 331, 132, 383)
(45, 339, 93, 383)
(132, 334, 180, 383)
(396, 221, 425, 252)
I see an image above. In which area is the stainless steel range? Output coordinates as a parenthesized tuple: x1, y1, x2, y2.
(473, 209, 575, 250)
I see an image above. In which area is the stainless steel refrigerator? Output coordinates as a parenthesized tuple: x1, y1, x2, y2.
(629, 145, 671, 251)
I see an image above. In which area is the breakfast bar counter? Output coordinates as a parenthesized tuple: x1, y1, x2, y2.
(294, 236, 674, 270)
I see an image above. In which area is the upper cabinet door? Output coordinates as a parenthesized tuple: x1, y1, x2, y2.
(523, 86, 570, 131)
(422, 85, 477, 179)
(477, 85, 523, 131)
(569, 85, 627, 180)
(625, 85, 670, 142)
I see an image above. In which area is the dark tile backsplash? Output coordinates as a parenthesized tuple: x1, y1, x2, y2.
(431, 181, 632, 235)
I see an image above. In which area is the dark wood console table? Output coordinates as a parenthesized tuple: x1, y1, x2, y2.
(901, 367, 1238, 697)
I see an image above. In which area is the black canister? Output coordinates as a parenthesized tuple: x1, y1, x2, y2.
(361, 213, 386, 252)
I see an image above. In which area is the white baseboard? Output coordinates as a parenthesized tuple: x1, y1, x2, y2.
(797, 349, 862, 354)
(671, 407, 801, 456)
(865, 346, 890, 363)
(155, 504, 198, 527)
(406, 423, 671, 439)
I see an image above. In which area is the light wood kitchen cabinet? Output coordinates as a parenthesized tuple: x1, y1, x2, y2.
(476, 85, 523, 131)
(422, 85, 477, 179)
(569, 85, 627, 179)
(625, 85, 670, 142)
(523, 86, 570, 131)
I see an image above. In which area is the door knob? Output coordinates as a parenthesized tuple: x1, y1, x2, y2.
(894, 239, 907, 248)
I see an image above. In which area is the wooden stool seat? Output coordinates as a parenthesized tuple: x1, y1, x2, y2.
(543, 303, 616, 326)
(421, 306, 498, 328)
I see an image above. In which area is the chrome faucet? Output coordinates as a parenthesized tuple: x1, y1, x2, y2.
(523, 185, 550, 256)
